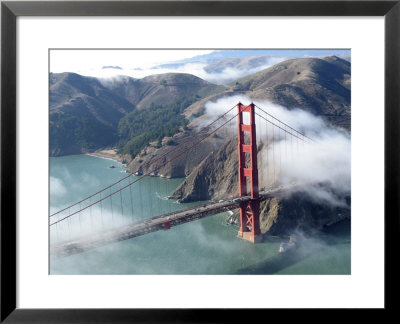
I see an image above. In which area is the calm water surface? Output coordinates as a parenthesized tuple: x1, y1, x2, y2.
(49, 154, 350, 275)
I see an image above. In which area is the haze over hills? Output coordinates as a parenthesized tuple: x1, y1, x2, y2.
(152, 55, 288, 84)
(152, 49, 350, 69)
(203, 55, 284, 73)
(147, 50, 350, 84)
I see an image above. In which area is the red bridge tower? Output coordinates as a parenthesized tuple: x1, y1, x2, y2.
(237, 102, 262, 243)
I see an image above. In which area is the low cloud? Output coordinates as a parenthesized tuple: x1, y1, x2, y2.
(147, 57, 286, 84)
(50, 177, 67, 197)
(201, 95, 351, 207)
(78, 58, 287, 85)
(50, 203, 135, 244)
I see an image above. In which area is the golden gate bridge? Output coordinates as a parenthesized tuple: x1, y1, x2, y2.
(50, 102, 314, 258)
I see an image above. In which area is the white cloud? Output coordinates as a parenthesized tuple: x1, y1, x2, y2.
(50, 49, 214, 75)
(50, 176, 67, 197)
(146, 57, 286, 84)
(50, 49, 286, 84)
(201, 95, 351, 206)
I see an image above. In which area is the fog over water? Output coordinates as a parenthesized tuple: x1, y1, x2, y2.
(49, 155, 350, 275)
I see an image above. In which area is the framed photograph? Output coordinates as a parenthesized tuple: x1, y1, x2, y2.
(1, 0, 399, 321)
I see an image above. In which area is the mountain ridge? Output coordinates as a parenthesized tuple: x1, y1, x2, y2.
(50, 55, 350, 157)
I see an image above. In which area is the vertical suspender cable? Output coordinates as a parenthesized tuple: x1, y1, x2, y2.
(100, 191, 104, 229)
(266, 119, 269, 187)
(139, 178, 143, 219)
(272, 125, 275, 186)
(129, 184, 134, 222)
(110, 187, 114, 223)
(89, 198, 93, 232)
(120, 190, 124, 224)
(79, 203, 82, 232)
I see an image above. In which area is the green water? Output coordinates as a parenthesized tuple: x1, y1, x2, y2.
(49, 155, 350, 275)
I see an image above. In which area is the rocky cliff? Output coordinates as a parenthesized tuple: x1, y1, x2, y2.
(126, 129, 227, 178)
(170, 138, 239, 201)
(258, 193, 350, 235)
(171, 137, 350, 236)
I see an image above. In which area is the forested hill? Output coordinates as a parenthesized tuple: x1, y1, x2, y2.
(49, 72, 226, 156)
(116, 97, 198, 158)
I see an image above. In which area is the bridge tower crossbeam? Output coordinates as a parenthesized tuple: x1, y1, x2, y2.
(237, 102, 262, 243)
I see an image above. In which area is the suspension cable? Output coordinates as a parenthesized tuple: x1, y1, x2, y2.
(255, 104, 315, 142)
(50, 112, 239, 227)
(255, 112, 308, 142)
(50, 104, 238, 217)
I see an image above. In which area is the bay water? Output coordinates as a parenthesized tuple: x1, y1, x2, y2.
(49, 154, 350, 275)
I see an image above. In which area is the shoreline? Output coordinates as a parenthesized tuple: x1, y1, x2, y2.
(85, 149, 128, 165)
(85, 150, 181, 180)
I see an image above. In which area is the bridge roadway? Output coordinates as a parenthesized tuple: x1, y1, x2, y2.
(50, 184, 299, 258)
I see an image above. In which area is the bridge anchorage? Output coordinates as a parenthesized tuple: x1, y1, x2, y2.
(237, 102, 261, 243)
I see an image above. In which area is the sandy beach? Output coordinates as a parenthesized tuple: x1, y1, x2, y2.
(86, 149, 129, 164)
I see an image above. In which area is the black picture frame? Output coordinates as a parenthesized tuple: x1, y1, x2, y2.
(1, 0, 399, 322)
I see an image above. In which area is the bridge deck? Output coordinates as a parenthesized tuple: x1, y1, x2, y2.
(50, 185, 297, 258)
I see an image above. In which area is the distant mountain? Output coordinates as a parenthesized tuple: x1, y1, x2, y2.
(103, 73, 225, 109)
(338, 54, 351, 62)
(153, 49, 351, 69)
(203, 55, 283, 73)
(192, 49, 351, 62)
(152, 51, 350, 85)
(102, 65, 123, 70)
